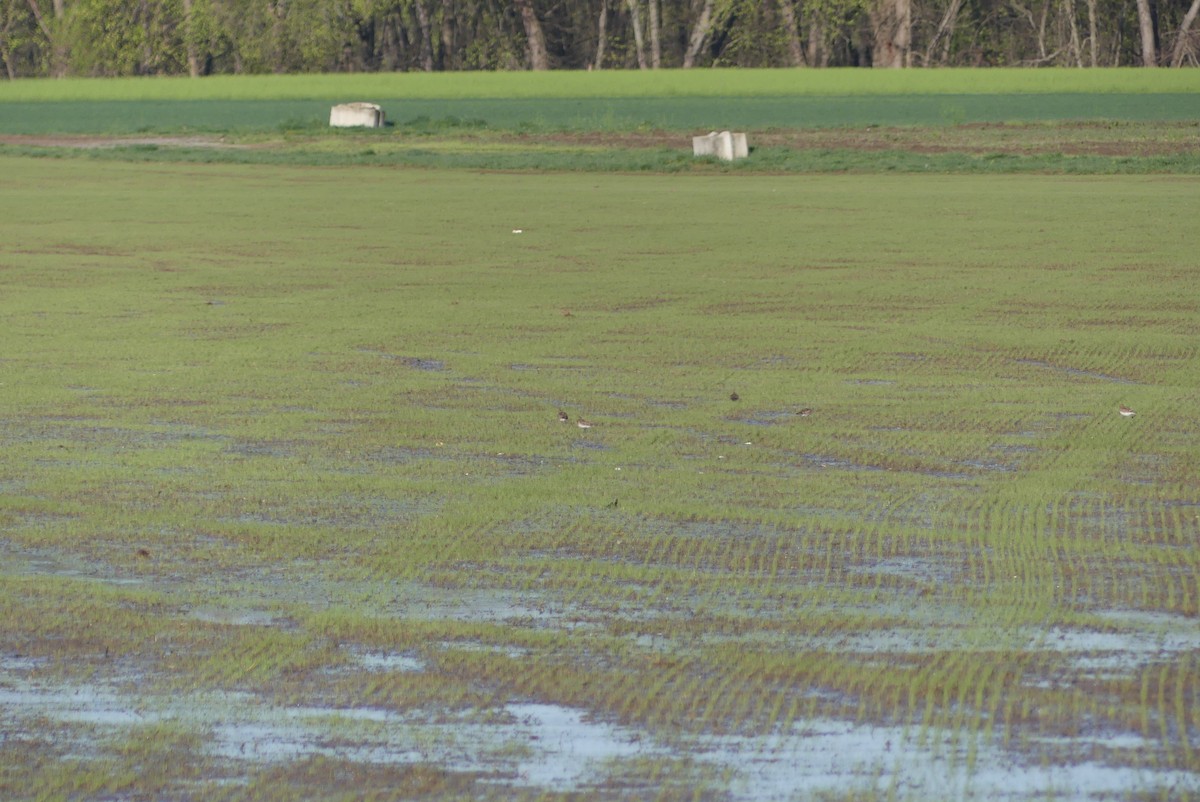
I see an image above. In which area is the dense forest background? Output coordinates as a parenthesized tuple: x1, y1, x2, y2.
(1, 0, 1197, 79)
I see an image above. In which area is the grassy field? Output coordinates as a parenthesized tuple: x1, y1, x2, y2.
(3, 67, 1200, 101)
(1, 146, 1198, 801)
(5, 93, 1200, 136)
(1, 68, 1198, 136)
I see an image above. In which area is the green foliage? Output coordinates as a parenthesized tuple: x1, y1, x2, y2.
(2, 0, 1199, 75)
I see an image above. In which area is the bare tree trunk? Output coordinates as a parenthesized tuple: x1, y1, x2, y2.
(440, 0, 456, 70)
(925, 0, 964, 64)
(1171, 0, 1200, 65)
(1065, 0, 1083, 65)
(181, 0, 200, 76)
(872, 0, 911, 66)
(513, 0, 549, 69)
(626, 0, 647, 68)
(1086, 0, 1097, 64)
(414, 0, 434, 71)
(594, 0, 607, 68)
(648, 0, 660, 67)
(683, 0, 715, 68)
(1036, 0, 1050, 60)
(1135, 0, 1157, 64)
(26, 0, 69, 76)
(808, 19, 825, 66)
(0, 10, 15, 79)
(779, 0, 806, 65)
(896, 0, 912, 65)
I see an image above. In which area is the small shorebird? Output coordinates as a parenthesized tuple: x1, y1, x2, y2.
(730, 392, 740, 402)
(558, 410, 570, 423)
(798, 408, 813, 417)
(1118, 405, 1136, 417)
(576, 418, 593, 429)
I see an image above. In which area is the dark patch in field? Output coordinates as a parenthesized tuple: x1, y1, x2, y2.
(359, 348, 447, 371)
(226, 439, 292, 458)
(401, 357, 447, 371)
(1015, 358, 1138, 384)
(736, 410, 793, 426)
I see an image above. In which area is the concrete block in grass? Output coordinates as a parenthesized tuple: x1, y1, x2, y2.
(693, 131, 748, 161)
(330, 102, 385, 128)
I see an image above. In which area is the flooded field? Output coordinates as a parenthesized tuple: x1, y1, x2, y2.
(2, 158, 1198, 800)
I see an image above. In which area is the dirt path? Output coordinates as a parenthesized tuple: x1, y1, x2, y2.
(3, 122, 1196, 158)
(530, 121, 1200, 157)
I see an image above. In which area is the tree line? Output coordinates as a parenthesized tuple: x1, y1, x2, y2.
(1, 0, 1197, 79)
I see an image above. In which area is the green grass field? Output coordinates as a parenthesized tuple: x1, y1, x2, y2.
(2, 69, 1198, 799)
(4, 67, 1200, 101)
(2, 145, 1198, 801)
(1, 68, 1198, 135)
(5, 93, 1200, 135)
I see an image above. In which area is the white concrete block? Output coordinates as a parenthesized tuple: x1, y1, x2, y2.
(330, 102, 385, 128)
(692, 130, 748, 161)
(692, 131, 719, 158)
(731, 132, 748, 159)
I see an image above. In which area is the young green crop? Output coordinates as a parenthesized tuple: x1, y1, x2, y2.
(1, 154, 1197, 801)
(1, 67, 1198, 103)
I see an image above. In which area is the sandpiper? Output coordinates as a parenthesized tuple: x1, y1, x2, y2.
(798, 408, 813, 417)
(576, 418, 593, 429)
(1119, 405, 1136, 417)
(558, 410, 570, 423)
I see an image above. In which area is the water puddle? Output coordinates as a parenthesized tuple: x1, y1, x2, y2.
(800, 453, 885, 472)
(695, 718, 1195, 801)
(208, 701, 652, 791)
(187, 607, 282, 627)
(851, 555, 957, 586)
(2, 652, 1193, 802)
(353, 652, 426, 673)
(1025, 611, 1200, 678)
(0, 541, 145, 587)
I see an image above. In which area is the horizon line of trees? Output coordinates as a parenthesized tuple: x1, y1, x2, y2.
(1, 0, 1197, 79)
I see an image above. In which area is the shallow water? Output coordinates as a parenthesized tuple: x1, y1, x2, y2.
(4, 659, 1194, 802)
